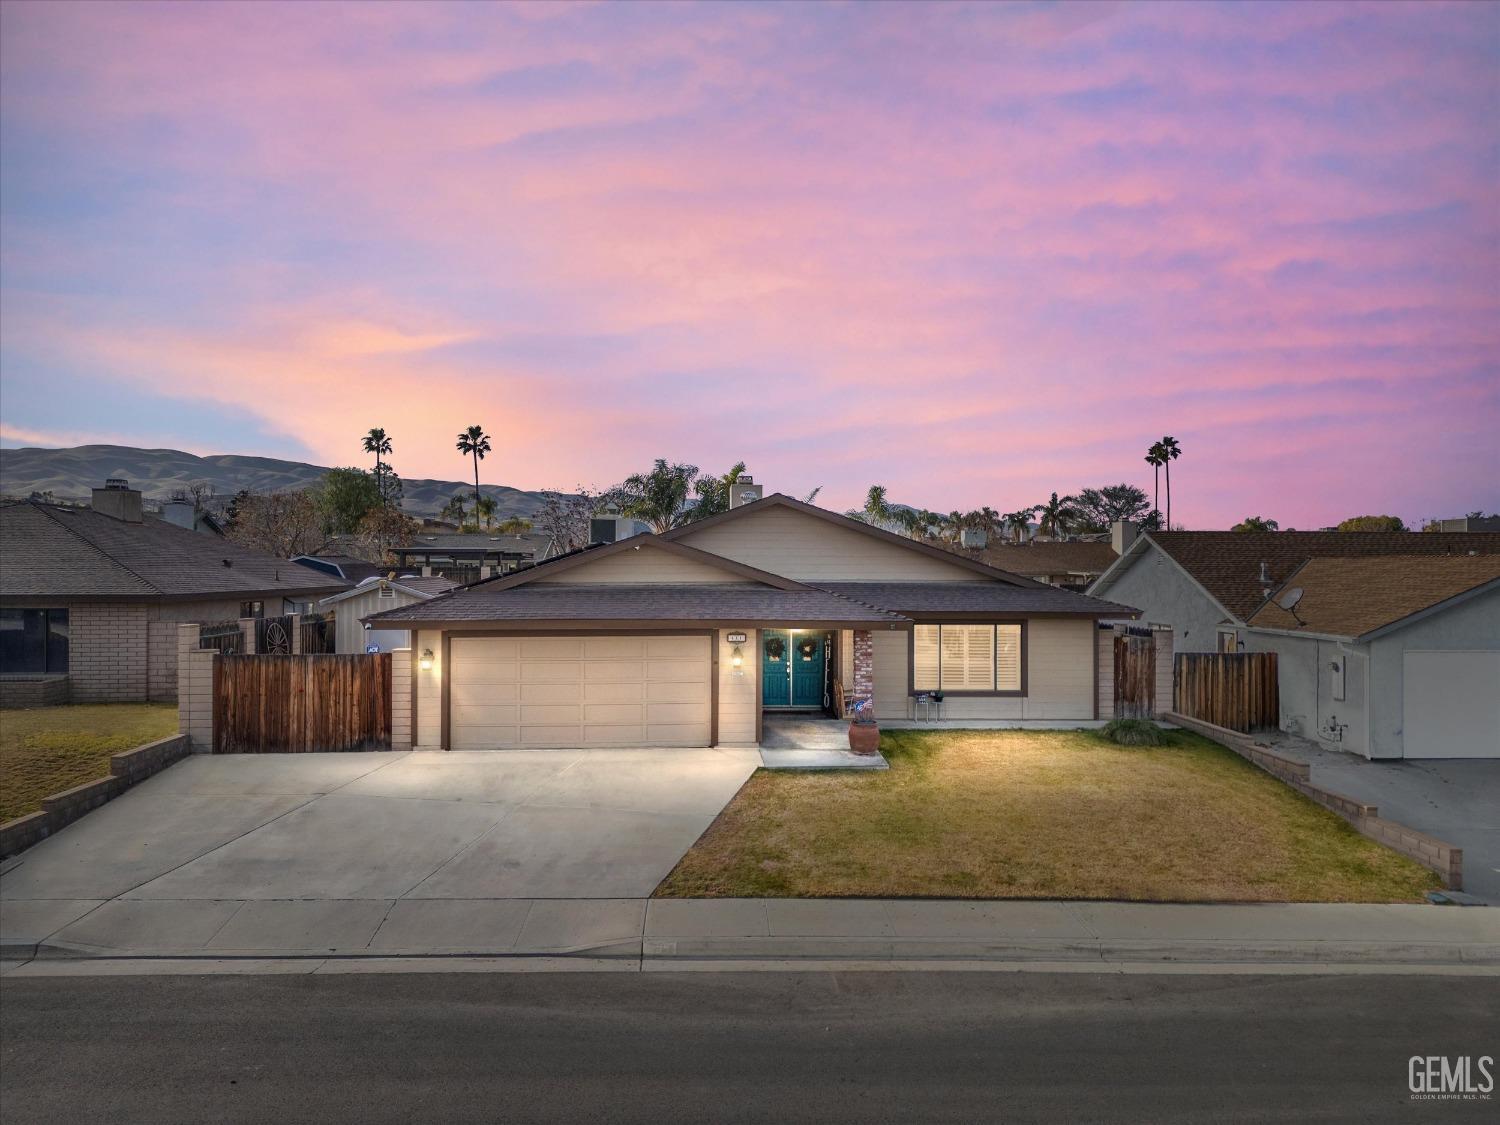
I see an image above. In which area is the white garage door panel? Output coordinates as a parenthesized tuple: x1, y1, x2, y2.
(1403, 651, 1500, 759)
(450, 634, 712, 750)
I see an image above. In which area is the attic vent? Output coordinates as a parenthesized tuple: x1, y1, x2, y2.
(105, 478, 130, 490)
(378, 587, 396, 598)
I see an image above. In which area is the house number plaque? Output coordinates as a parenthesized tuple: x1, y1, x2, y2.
(726, 632, 748, 644)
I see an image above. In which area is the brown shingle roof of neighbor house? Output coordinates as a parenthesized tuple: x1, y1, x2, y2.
(1247, 555, 1500, 639)
(0, 501, 350, 601)
(395, 531, 553, 556)
(976, 541, 1119, 578)
(1136, 531, 1500, 621)
(365, 584, 910, 627)
(811, 582, 1139, 618)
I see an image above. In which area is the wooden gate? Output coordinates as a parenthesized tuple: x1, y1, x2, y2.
(255, 614, 295, 655)
(214, 654, 392, 753)
(1113, 632, 1156, 719)
(1173, 652, 1279, 732)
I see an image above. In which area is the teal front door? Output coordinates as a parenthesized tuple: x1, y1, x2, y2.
(762, 630, 827, 709)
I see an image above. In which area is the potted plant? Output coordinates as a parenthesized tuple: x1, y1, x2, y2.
(847, 698, 880, 754)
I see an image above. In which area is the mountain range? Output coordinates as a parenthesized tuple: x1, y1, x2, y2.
(0, 444, 552, 520)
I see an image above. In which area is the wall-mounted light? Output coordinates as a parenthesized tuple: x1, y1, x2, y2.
(419, 648, 434, 671)
(731, 645, 744, 676)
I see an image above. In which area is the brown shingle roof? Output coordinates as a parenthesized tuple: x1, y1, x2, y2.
(976, 541, 1118, 577)
(1143, 531, 1500, 621)
(1247, 555, 1500, 638)
(365, 584, 909, 626)
(0, 501, 349, 601)
(811, 582, 1137, 618)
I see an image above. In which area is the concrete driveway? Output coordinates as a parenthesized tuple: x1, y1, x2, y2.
(0, 748, 757, 957)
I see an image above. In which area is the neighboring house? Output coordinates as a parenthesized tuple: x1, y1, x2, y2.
(152, 499, 223, 535)
(392, 532, 557, 583)
(367, 492, 1137, 750)
(0, 482, 348, 706)
(1429, 516, 1500, 533)
(319, 575, 458, 654)
(292, 553, 389, 585)
(977, 541, 1120, 591)
(1088, 530, 1500, 653)
(1239, 556, 1500, 760)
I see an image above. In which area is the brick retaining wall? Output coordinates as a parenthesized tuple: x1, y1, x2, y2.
(0, 675, 71, 708)
(0, 733, 191, 859)
(1165, 711, 1462, 889)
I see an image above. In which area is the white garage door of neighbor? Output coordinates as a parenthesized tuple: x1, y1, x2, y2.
(449, 634, 713, 750)
(1402, 650, 1500, 759)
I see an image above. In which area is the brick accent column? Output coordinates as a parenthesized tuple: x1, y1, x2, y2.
(852, 630, 874, 712)
(176, 624, 215, 752)
(391, 649, 412, 751)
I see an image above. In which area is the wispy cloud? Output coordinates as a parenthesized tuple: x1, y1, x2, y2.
(1, 0, 1495, 525)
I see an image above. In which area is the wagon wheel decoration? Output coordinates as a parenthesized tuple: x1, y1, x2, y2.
(765, 636, 786, 662)
(797, 637, 819, 662)
(260, 618, 292, 655)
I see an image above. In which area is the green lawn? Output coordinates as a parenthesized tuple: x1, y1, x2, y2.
(657, 729, 1441, 903)
(0, 703, 179, 821)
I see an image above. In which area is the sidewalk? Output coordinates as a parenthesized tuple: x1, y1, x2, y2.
(4, 897, 1496, 972)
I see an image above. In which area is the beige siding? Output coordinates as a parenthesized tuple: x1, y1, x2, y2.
(390, 648, 412, 750)
(839, 629, 854, 687)
(1096, 626, 1113, 720)
(533, 545, 742, 584)
(677, 506, 979, 581)
(718, 628, 759, 745)
(415, 628, 443, 748)
(872, 618, 1097, 721)
(871, 630, 910, 720)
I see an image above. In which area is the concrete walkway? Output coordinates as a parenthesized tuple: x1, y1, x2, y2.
(4, 897, 1496, 970)
(758, 714, 888, 770)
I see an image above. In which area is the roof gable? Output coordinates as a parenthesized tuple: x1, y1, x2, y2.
(471, 533, 807, 592)
(1247, 555, 1500, 639)
(666, 495, 1035, 585)
(1093, 529, 1500, 622)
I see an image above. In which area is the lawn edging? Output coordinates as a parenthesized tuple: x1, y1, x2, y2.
(0, 734, 191, 859)
(1163, 711, 1462, 890)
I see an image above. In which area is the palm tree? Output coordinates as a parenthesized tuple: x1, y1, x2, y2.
(1005, 508, 1037, 544)
(618, 460, 699, 533)
(456, 425, 491, 519)
(1145, 441, 1165, 525)
(362, 428, 393, 508)
(687, 461, 748, 522)
(1035, 492, 1079, 539)
(474, 494, 497, 531)
(863, 484, 892, 525)
(1158, 436, 1181, 529)
(440, 492, 468, 528)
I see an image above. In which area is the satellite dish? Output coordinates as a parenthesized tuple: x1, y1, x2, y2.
(1278, 587, 1304, 611)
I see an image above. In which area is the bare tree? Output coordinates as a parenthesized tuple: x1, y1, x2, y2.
(224, 491, 323, 557)
(535, 486, 621, 552)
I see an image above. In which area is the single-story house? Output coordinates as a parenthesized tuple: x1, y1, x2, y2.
(319, 575, 458, 654)
(391, 531, 557, 584)
(1088, 529, 1500, 653)
(976, 539, 1121, 591)
(0, 483, 348, 705)
(366, 492, 1138, 750)
(1239, 555, 1500, 760)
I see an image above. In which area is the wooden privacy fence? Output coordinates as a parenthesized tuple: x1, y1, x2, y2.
(214, 654, 392, 753)
(1113, 632, 1156, 719)
(1173, 652, 1279, 733)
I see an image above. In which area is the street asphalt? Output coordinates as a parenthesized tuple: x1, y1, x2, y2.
(2, 971, 1496, 1123)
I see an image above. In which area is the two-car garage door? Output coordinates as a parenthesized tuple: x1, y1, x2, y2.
(449, 634, 713, 750)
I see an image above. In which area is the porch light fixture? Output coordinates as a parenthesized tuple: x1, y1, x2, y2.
(419, 648, 434, 671)
(731, 645, 744, 676)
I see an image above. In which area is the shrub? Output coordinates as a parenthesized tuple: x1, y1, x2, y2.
(1101, 718, 1166, 747)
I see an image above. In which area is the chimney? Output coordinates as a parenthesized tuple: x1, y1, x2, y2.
(92, 479, 143, 523)
(1110, 519, 1139, 556)
(160, 500, 196, 530)
(729, 475, 762, 509)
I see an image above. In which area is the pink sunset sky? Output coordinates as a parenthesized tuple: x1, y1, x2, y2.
(1, 0, 1496, 528)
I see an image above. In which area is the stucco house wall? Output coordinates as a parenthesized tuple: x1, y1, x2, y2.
(1093, 544, 1229, 652)
(1239, 630, 1371, 756)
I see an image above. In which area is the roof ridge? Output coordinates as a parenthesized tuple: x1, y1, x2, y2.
(30, 502, 162, 595)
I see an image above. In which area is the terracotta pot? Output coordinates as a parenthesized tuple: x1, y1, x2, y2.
(848, 721, 881, 755)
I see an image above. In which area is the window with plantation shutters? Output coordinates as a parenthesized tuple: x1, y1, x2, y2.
(912, 623, 1023, 694)
(913, 624, 941, 690)
(996, 624, 1022, 691)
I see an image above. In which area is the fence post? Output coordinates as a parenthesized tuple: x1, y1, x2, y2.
(391, 649, 412, 751)
(239, 617, 257, 655)
(176, 623, 216, 753)
(1153, 627, 1173, 718)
